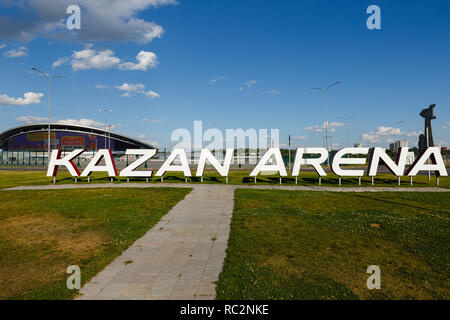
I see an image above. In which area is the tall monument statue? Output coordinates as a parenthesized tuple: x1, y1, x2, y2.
(418, 104, 436, 152)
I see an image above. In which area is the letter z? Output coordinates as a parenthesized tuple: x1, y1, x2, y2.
(120, 149, 157, 177)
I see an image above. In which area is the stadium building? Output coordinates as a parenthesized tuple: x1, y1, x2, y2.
(0, 123, 153, 153)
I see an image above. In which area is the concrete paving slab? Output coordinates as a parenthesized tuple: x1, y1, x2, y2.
(76, 185, 235, 300)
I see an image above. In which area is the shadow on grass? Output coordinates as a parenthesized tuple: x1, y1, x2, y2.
(123, 177, 152, 183)
(242, 177, 278, 184)
(299, 177, 335, 185)
(162, 175, 186, 182)
(280, 177, 297, 184)
(205, 176, 222, 183)
(349, 193, 449, 216)
(97, 176, 114, 182)
(55, 177, 74, 183)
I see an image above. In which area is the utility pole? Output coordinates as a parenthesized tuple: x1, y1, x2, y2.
(339, 116, 356, 147)
(99, 108, 112, 149)
(311, 81, 342, 166)
(288, 134, 291, 171)
(31, 67, 63, 162)
(108, 124, 112, 149)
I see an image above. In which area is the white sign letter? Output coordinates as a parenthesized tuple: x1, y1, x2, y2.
(196, 148, 233, 177)
(81, 150, 118, 177)
(406, 147, 448, 177)
(331, 148, 369, 177)
(250, 148, 287, 177)
(120, 149, 157, 177)
(292, 148, 328, 177)
(367, 147, 408, 176)
(47, 149, 84, 177)
(155, 149, 191, 177)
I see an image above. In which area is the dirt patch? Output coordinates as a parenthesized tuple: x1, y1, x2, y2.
(0, 215, 108, 255)
(0, 251, 65, 299)
(0, 214, 109, 299)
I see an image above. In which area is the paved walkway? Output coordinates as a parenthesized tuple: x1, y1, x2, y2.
(76, 185, 234, 300)
(3, 183, 448, 300)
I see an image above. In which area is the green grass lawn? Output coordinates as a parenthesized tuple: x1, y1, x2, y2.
(0, 187, 191, 299)
(216, 190, 450, 300)
(0, 169, 448, 189)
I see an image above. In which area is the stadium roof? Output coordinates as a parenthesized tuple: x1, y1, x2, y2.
(0, 123, 154, 149)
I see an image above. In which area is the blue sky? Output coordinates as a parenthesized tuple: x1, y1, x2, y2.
(0, 0, 449, 149)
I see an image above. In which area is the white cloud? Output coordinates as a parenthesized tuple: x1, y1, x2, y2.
(260, 89, 280, 96)
(58, 46, 158, 72)
(57, 118, 111, 129)
(70, 46, 121, 71)
(0, 44, 6, 49)
(115, 83, 146, 93)
(209, 76, 226, 84)
(328, 122, 346, 132)
(52, 57, 69, 69)
(136, 134, 158, 146)
(361, 132, 382, 144)
(373, 126, 402, 136)
(0, 0, 177, 44)
(4, 46, 28, 58)
(16, 115, 48, 124)
(239, 80, 257, 92)
(95, 84, 110, 89)
(361, 126, 423, 144)
(406, 131, 421, 137)
(306, 121, 345, 133)
(362, 127, 398, 144)
(143, 90, 160, 99)
(0, 92, 43, 106)
(16, 115, 113, 129)
(143, 118, 168, 123)
(331, 142, 342, 148)
(305, 125, 322, 133)
(444, 122, 450, 129)
(118, 51, 158, 71)
(114, 83, 160, 99)
(245, 80, 257, 87)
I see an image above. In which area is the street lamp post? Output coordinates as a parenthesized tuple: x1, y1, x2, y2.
(99, 108, 112, 149)
(311, 81, 342, 166)
(108, 124, 112, 149)
(288, 134, 291, 171)
(31, 67, 63, 162)
(339, 116, 356, 147)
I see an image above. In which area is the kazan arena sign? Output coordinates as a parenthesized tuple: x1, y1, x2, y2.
(47, 147, 448, 182)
